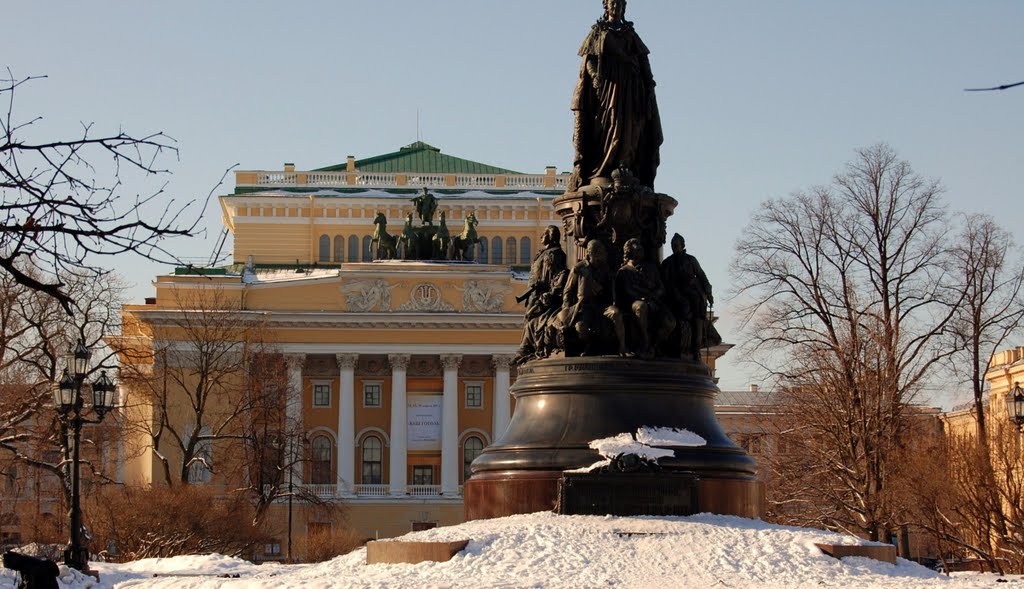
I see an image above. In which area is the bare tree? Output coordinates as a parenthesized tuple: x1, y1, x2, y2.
(0, 71, 205, 314)
(236, 350, 311, 525)
(906, 424, 1024, 574)
(119, 287, 292, 487)
(732, 143, 956, 540)
(945, 214, 1024, 440)
(0, 269, 126, 545)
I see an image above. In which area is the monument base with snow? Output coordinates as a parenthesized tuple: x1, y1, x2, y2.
(464, 357, 762, 520)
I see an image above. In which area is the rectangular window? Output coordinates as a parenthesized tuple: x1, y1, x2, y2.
(313, 382, 331, 408)
(465, 383, 483, 409)
(363, 383, 382, 407)
(412, 465, 434, 485)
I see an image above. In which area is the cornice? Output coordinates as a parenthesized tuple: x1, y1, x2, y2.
(270, 312, 523, 330)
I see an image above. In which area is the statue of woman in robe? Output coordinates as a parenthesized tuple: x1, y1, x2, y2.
(567, 0, 663, 193)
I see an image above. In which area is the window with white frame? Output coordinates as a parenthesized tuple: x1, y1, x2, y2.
(361, 435, 383, 484)
(311, 435, 333, 484)
(313, 382, 332, 408)
(412, 465, 434, 485)
(465, 382, 483, 408)
(363, 382, 382, 407)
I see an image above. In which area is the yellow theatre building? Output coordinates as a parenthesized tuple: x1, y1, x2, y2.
(114, 141, 731, 559)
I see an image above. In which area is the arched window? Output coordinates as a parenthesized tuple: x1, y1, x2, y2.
(311, 435, 332, 485)
(361, 435, 383, 484)
(520, 236, 532, 264)
(348, 236, 359, 262)
(477, 237, 488, 264)
(463, 436, 485, 482)
(318, 235, 330, 262)
(185, 425, 212, 484)
(506, 237, 517, 265)
(491, 237, 503, 265)
(333, 235, 344, 262)
(362, 236, 372, 262)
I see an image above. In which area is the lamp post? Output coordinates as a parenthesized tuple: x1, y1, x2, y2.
(52, 338, 116, 574)
(1008, 382, 1024, 433)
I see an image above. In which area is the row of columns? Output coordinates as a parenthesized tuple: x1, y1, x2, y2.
(283, 352, 514, 497)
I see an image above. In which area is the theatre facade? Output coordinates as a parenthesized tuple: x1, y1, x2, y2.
(116, 142, 730, 555)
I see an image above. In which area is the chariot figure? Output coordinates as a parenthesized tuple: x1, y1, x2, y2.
(412, 187, 438, 225)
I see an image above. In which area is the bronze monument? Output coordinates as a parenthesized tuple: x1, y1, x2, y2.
(375, 189, 480, 262)
(568, 0, 662, 194)
(464, 1, 760, 520)
(515, 225, 568, 364)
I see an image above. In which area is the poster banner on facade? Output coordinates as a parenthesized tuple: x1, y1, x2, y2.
(408, 395, 442, 451)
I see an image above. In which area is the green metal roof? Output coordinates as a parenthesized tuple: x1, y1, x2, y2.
(316, 141, 521, 175)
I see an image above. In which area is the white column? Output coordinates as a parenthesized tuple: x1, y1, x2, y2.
(285, 354, 305, 483)
(115, 406, 125, 484)
(336, 353, 358, 497)
(388, 354, 410, 496)
(440, 354, 462, 496)
(492, 354, 514, 441)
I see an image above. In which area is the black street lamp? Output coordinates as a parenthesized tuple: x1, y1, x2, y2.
(52, 338, 116, 574)
(1008, 382, 1024, 433)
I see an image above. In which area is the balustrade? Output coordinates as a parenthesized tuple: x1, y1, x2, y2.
(264, 483, 455, 499)
(302, 484, 337, 498)
(408, 484, 443, 497)
(354, 483, 390, 497)
(239, 170, 568, 191)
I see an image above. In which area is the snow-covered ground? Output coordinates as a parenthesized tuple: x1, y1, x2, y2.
(2, 512, 1017, 588)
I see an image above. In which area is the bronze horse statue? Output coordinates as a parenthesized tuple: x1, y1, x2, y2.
(449, 212, 479, 261)
(433, 211, 451, 259)
(372, 212, 399, 260)
(398, 212, 418, 259)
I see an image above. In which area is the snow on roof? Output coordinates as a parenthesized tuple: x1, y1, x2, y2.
(243, 268, 340, 284)
(53, 512, 1005, 589)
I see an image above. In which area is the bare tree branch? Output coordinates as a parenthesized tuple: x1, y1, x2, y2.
(0, 70, 208, 314)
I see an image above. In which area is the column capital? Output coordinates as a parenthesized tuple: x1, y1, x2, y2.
(491, 354, 515, 371)
(335, 353, 359, 371)
(388, 353, 411, 371)
(285, 353, 305, 372)
(440, 354, 462, 372)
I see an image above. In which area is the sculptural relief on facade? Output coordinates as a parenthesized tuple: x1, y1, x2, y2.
(398, 282, 455, 312)
(457, 279, 510, 313)
(357, 355, 390, 376)
(407, 355, 442, 377)
(459, 355, 492, 377)
(341, 278, 401, 312)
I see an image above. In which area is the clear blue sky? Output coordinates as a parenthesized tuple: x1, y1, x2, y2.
(7, 1, 1023, 404)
